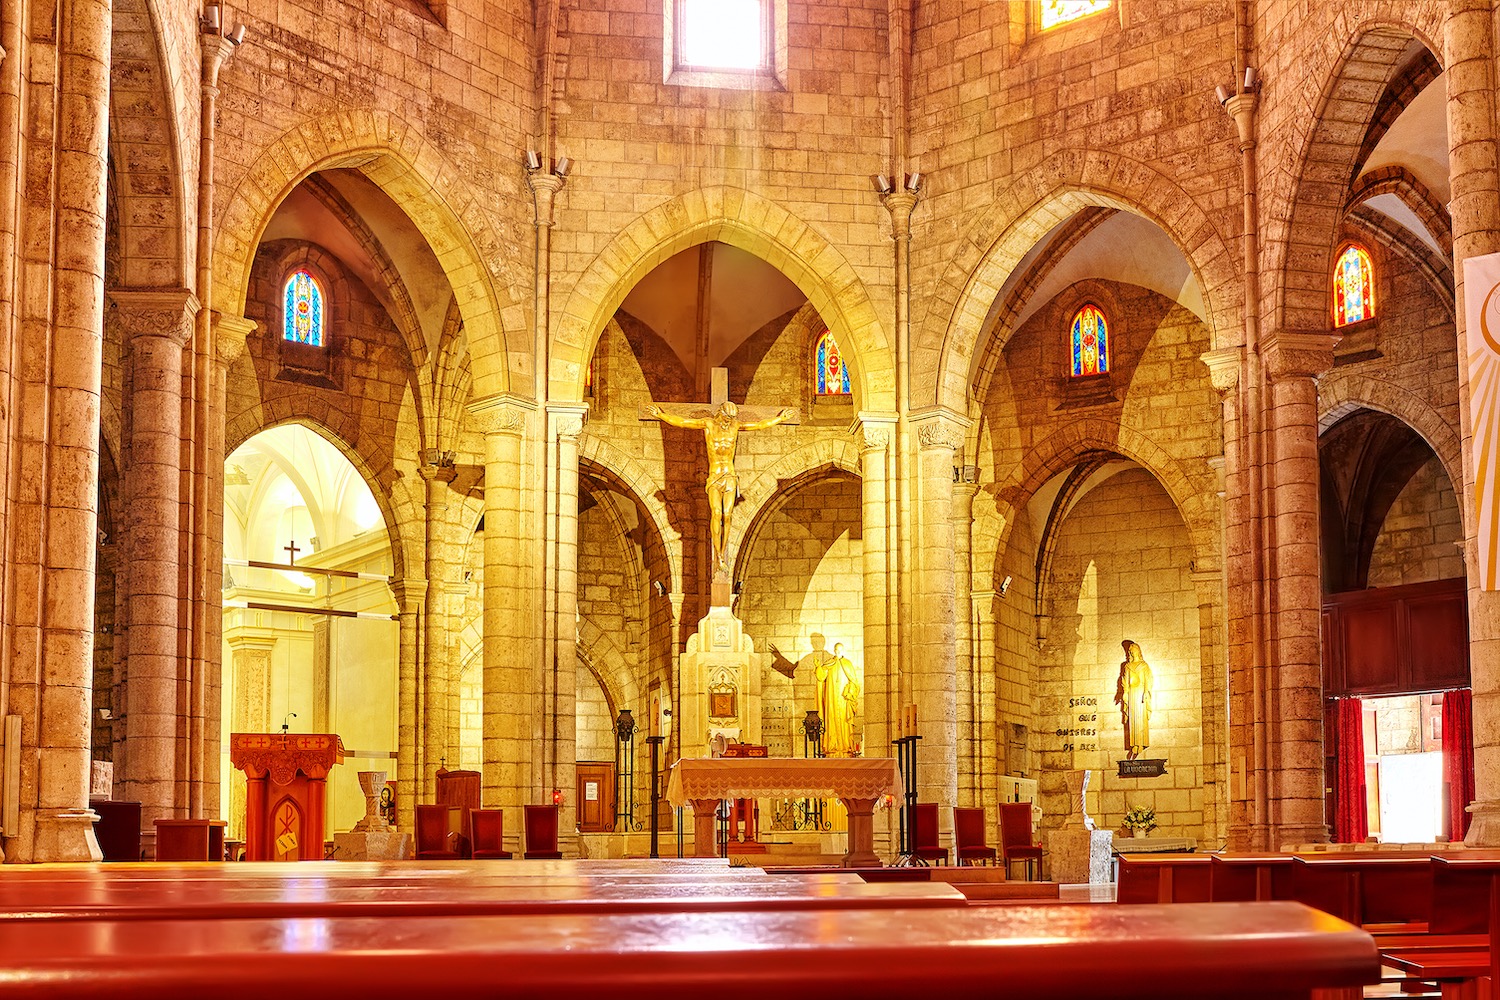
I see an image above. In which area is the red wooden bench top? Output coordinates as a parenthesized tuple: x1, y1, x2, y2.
(0, 901, 1379, 1000)
(0, 873, 965, 921)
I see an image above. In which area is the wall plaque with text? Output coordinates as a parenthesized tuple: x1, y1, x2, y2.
(1117, 758, 1167, 778)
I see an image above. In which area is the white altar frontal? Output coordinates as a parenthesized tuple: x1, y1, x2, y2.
(666, 757, 899, 867)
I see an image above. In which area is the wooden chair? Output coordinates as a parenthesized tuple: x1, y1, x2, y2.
(953, 807, 996, 866)
(523, 804, 563, 859)
(414, 804, 460, 861)
(468, 809, 512, 860)
(999, 801, 1043, 881)
(912, 803, 948, 866)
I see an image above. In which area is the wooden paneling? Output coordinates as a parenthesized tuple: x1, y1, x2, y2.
(1322, 578, 1469, 697)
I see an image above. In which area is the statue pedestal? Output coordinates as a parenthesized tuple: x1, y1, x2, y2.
(333, 831, 412, 860)
(680, 606, 765, 758)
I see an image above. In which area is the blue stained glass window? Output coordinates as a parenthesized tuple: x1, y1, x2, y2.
(815, 329, 851, 395)
(1070, 303, 1109, 377)
(284, 269, 324, 347)
(1333, 244, 1375, 327)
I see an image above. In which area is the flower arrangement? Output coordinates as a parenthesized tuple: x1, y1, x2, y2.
(1122, 806, 1157, 834)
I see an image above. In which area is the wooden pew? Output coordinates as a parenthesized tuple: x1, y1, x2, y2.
(1211, 852, 1295, 902)
(1290, 852, 1437, 930)
(1381, 855, 1500, 1000)
(1116, 852, 1211, 903)
(0, 901, 1380, 1000)
(0, 862, 963, 922)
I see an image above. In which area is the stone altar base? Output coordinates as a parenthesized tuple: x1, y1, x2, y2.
(333, 831, 412, 861)
(1045, 828, 1114, 884)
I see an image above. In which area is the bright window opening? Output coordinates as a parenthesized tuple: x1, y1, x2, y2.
(679, 0, 766, 70)
(1039, 0, 1112, 31)
(1069, 303, 1109, 378)
(284, 269, 325, 347)
(815, 329, 852, 395)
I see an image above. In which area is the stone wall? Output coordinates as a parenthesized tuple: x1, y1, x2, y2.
(576, 666, 615, 764)
(1368, 457, 1465, 588)
(1035, 468, 1205, 840)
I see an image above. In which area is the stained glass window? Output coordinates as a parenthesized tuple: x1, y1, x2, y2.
(679, 0, 766, 70)
(815, 329, 851, 395)
(1070, 303, 1109, 378)
(283, 269, 324, 347)
(1039, 0, 1111, 31)
(1333, 244, 1375, 327)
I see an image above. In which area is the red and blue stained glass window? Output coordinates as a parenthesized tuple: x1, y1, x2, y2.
(1333, 244, 1375, 327)
(815, 329, 851, 395)
(1070, 303, 1109, 378)
(284, 269, 324, 347)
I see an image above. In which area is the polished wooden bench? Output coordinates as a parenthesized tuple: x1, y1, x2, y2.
(1380, 855, 1500, 1000)
(0, 901, 1380, 1000)
(1116, 852, 1212, 903)
(1211, 852, 1295, 901)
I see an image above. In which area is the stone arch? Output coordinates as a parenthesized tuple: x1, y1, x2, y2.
(109, 0, 192, 288)
(224, 413, 410, 582)
(575, 621, 640, 726)
(551, 187, 895, 410)
(211, 108, 525, 398)
(923, 151, 1239, 414)
(577, 436, 683, 596)
(1270, 14, 1446, 338)
(1318, 371, 1465, 524)
(977, 417, 1221, 589)
(730, 452, 862, 586)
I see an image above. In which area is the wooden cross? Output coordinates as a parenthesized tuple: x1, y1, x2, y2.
(284, 540, 301, 565)
(640, 367, 799, 604)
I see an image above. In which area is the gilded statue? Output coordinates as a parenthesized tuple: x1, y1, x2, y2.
(815, 642, 861, 756)
(1115, 639, 1154, 760)
(644, 400, 795, 570)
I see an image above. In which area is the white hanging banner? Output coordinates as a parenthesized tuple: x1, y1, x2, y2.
(1464, 252, 1500, 589)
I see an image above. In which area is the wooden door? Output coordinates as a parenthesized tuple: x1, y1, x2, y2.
(576, 762, 615, 833)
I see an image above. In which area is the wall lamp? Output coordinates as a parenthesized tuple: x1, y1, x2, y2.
(203, 4, 247, 44)
(553, 156, 571, 178)
(873, 174, 893, 195)
(525, 149, 542, 171)
(905, 172, 923, 193)
(1216, 66, 1258, 106)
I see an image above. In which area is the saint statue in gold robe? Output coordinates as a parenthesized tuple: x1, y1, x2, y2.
(1115, 639, 1154, 760)
(815, 643, 861, 756)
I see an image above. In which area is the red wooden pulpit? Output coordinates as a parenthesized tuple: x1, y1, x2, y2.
(230, 733, 345, 861)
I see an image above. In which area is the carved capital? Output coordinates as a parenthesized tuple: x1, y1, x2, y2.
(215, 314, 256, 364)
(884, 191, 917, 239)
(852, 412, 896, 455)
(468, 393, 535, 437)
(547, 401, 589, 442)
(108, 288, 199, 346)
(1261, 331, 1340, 383)
(912, 406, 968, 454)
(1200, 347, 1242, 397)
(528, 172, 566, 226)
(389, 578, 429, 611)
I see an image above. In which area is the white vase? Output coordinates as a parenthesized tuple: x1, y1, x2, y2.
(1131, 828, 1147, 839)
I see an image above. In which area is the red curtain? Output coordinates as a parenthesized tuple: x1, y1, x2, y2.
(1443, 688, 1475, 841)
(1333, 698, 1368, 843)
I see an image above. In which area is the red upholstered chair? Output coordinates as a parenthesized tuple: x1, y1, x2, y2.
(468, 809, 512, 860)
(523, 804, 563, 859)
(414, 804, 460, 861)
(953, 806, 997, 866)
(912, 802, 948, 866)
(1000, 801, 1044, 880)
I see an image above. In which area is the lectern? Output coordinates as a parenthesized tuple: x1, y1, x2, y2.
(230, 733, 345, 861)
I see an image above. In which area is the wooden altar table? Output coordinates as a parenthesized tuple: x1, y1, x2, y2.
(666, 758, 899, 866)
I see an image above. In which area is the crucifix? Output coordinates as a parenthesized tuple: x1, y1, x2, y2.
(284, 539, 301, 566)
(641, 367, 798, 603)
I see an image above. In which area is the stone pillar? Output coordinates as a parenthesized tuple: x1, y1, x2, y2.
(1261, 332, 1338, 846)
(1191, 562, 1229, 846)
(111, 289, 198, 852)
(854, 414, 896, 851)
(544, 404, 586, 849)
(392, 579, 425, 831)
(420, 463, 458, 796)
(952, 472, 978, 808)
(1446, 0, 1500, 845)
(224, 631, 274, 841)
(971, 589, 999, 796)
(470, 395, 539, 813)
(909, 410, 966, 814)
(3, 0, 112, 862)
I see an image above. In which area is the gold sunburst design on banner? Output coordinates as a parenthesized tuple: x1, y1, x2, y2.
(1465, 257, 1500, 589)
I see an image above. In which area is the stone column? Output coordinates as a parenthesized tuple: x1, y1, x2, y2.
(1191, 562, 1229, 846)
(391, 579, 425, 832)
(224, 630, 274, 841)
(1446, 0, 1500, 846)
(854, 414, 896, 850)
(1260, 332, 1338, 846)
(111, 289, 198, 852)
(909, 410, 966, 815)
(544, 404, 586, 849)
(952, 472, 978, 808)
(420, 463, 458, 797)
(5, 0, 112, 862)
(971, 589, 999, 795)
(470, 395, 539, 813)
